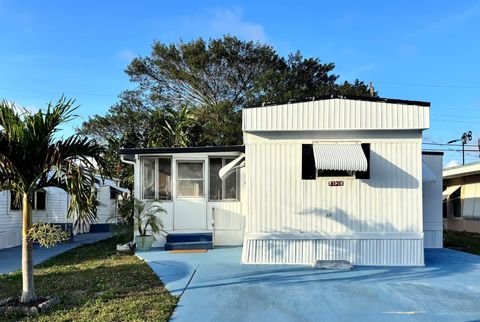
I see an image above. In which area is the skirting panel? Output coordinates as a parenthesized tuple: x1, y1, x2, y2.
(242, 238, 424, 266)
(424, 230, 443, 248)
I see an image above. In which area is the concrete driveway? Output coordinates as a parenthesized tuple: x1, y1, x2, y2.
(0, 232, 111, 275)
(138, 247, 480, 322)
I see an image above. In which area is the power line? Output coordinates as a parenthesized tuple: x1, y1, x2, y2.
(376, 81, 480, 89)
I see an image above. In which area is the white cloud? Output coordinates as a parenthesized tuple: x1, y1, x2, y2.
(408, 5, 480, 39)
(117, 50, 136, 62)
(445, 159, 460, 168)
(182, 6, 267, 42)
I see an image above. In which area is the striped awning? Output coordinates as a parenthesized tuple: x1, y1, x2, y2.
(313, 143, 368, 172)
(442, 185, 461, 201)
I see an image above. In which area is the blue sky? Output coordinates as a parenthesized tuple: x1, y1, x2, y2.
(1, 0, 480, 166)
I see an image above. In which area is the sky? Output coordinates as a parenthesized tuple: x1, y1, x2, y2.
(1, 0, 480, 166)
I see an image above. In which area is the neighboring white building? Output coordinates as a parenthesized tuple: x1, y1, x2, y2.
(443, 162, 480, 233)
(121, 95, 443, 266)
(0, 177, 129, 249)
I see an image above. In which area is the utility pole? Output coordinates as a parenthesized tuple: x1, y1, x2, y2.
(448, 131, 472, 165)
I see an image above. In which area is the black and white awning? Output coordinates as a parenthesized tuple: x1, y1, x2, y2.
(313, 143, 368, 172)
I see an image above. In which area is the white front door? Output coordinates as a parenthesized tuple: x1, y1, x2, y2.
(174, 160, 207, 230)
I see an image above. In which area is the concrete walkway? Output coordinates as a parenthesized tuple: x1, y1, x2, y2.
(138, 247, 480, 322)
(0, 232, 111, 275)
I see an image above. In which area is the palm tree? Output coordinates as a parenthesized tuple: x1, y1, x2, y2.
(0, 97, 107, 303)
(161, 105, 195, 147)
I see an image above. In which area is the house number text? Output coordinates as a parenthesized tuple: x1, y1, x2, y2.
(328, 181, 344, 187)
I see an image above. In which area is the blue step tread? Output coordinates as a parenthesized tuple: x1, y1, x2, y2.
(166, 232, 212, 243)
(165, 241, 213, 251)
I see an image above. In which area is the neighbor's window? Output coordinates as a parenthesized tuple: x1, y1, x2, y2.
(110, 188, 118, 200)
(177, 161, 204, 197)
(10, 191, 21, 210)
(141, 157, 172, 200)
(35, 190, 46, 210)
(10, 191, 46, 210)
(452, 189, 462, 218)
(209, 157, 239, 201)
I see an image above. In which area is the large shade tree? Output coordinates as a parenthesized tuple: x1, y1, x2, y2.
(0, 97, 107, 303)
(80, 35, 377, 187)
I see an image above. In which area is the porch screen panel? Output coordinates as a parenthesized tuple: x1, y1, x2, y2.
(177, 162, 204, 197)
(158, 158, 172, 200)
(209, 158, 223, 200)
(224, 158, 238, 199)
(142, 158, 156, 199)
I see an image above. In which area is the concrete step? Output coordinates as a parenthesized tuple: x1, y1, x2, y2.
(165, 241, 213, 251)
(166, 232, 212, 243)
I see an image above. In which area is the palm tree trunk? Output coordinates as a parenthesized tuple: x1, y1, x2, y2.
(20, 193, 36, 303)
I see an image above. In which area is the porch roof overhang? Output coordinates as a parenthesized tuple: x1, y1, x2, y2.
(119, 145, 245, 155)
(313, 143, 368, 172)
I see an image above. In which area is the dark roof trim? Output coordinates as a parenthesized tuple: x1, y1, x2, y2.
(119, 145, 245, 155)
(245, 94, 430, 108)
(422, 151, 444, 155)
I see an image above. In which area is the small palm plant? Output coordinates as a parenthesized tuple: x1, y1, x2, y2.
(133, 198, 165, 250)
(0, 97, 107, 303)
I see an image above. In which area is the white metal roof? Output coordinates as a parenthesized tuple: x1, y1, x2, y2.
(313, 143, 368, 172)
(443, 162, 480, 179)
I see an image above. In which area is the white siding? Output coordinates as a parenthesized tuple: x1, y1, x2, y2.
(209, 201, 244, 245)
(0, 191, 22, 249)
(0, 185, 121, 249)
(243, 238, 424, 266)
(243, 99, 429, 132)
(242, 132, 425, 265)
(96, 186, 117, 224)
(422, 153, 443, 248)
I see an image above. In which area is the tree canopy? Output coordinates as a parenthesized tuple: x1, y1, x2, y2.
(79, 35, 377, 186)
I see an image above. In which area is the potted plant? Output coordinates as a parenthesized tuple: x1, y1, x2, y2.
(133, 198, 165, 251)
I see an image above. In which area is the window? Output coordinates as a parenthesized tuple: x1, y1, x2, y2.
(158, 158, 172, 200)
(317, 170, 353, 177)
(10, 191, 21, 210)
(209, 157, 239, 201)
(142, 158, 156, 199)
(301, 143, 370, 180)
(10, 190, 46, 210)
(452, 189, 462, 218)
(141, 157, 172, 200)
(35, 190, 46, 210)
(110, 188, 118, 200)
(177, 161, 204, 197)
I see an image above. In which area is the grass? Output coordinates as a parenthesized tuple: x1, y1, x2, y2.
(0, 238, 178, 321)
(444, 230, 480, 255)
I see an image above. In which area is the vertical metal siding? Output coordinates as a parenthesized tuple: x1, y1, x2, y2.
(243, 138, 425, 265)
(243, 99, 429, 131)
(242, 238, 424, 266)
(422, 153, 443, 248)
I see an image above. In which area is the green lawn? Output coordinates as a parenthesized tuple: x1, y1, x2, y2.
(444, 230, 480, 255)
(0, 238, 178, 321)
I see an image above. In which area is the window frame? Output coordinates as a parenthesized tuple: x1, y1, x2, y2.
(176, 160, 205, 198)
(140, 157, 173, 201)
(208, 157, 240, 202)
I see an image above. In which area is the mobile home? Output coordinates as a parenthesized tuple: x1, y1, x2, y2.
(443, 162, 480, 233)
(120, 95, 443, 266)
(0, 177, 129, 249)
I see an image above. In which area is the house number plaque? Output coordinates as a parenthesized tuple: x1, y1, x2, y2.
(328, 181, 344, 187)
